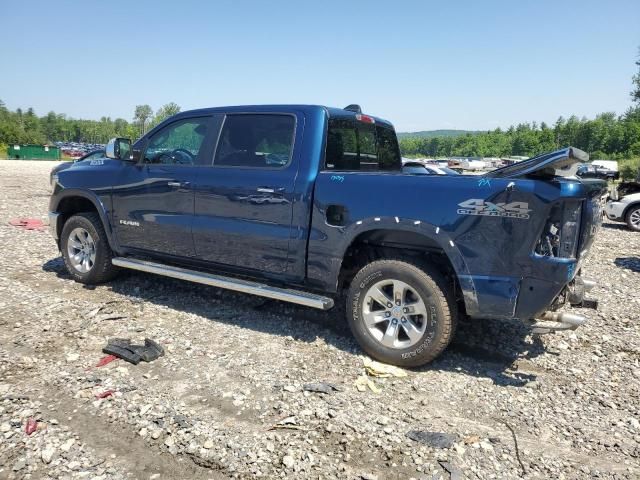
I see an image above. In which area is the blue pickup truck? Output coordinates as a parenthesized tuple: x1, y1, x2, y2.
(48, 104, 604, 366)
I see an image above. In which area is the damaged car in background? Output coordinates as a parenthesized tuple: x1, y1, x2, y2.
(605, 180, 640, 231)
(48, 105, 606, 367)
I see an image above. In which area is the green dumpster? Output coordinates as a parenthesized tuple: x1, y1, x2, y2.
(7, 144, 61, 160)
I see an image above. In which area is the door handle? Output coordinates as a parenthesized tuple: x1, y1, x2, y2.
(168, 181, 190, 188)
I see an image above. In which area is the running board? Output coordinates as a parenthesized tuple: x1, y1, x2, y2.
(111, 257, 334, 310)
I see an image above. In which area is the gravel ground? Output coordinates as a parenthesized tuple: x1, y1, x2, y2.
(0, 160, 639, 480)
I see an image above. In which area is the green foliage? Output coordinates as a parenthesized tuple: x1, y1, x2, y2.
(619, 157, 640, 180)
(134, 104, 153, 136)
(399, 109, 640, 161)
(632, 48, 640, 105)
(396, 129, 481, 139)
(0, 101, 182, 149)
(151, 102, 181, 129)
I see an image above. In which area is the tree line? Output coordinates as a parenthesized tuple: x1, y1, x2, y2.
(0, 101, 180, 147)
(398, 108, 640, 160)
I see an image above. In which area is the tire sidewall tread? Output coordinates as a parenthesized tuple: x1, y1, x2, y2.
(346, 258, 456, 368)
(626, 205, 640, 232)
(60, 212, 118, 284)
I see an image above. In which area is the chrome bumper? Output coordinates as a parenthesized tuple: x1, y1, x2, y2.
(48, 212, 60, 240)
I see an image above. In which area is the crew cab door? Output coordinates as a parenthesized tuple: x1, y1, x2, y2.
(112, 116, 217, 257)
(193, 112, 301, 275)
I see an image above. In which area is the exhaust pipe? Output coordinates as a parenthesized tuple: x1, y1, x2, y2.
(531, 311, 587, 334)
(582, 279, 596, 292)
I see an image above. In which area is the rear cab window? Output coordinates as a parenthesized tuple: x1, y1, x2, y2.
(213, 114, 296, 168)
(325, 117, 401, 171)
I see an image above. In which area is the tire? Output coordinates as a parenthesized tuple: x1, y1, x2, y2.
(346, 258, 456, 368)
(626, 205, 640, 232)
(60, 212, 119, 284)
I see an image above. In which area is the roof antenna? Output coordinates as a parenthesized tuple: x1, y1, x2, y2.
(343, 104, 362, 114)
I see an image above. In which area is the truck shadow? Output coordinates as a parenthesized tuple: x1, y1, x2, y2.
(614, 256, 640, 273)
(43, 257, 545, 386)
(601, 223, 628, 231)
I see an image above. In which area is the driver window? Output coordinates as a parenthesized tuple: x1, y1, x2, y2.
(143, 117, 209, 165)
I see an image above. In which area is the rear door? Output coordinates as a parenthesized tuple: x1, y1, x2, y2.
(193, 112, 301, 275)
(112, 116, 217, 257)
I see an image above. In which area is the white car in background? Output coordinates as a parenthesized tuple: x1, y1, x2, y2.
(402, 160, 460, 175)
(605, 181, 640, 231)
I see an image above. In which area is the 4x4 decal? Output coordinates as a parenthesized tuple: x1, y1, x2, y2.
(457, 199, 531, 219)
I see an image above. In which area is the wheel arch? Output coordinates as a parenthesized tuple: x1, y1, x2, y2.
(53, 189, 116, 250)
(335, 223, 475, 316)
(623, 200, 640, 220)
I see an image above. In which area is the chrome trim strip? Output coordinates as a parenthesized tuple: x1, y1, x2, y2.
(111, 257, 334, 310)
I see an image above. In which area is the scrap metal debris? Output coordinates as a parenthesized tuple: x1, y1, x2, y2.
(363, 358, 408, 378)
(439, 460, 463, 480)
(303, 382, 342, 394)
(25, 418, 37, 435)
(95, 354, 118, 368)
(354, 358, 408, 393)
(95, 390, 114, 399)
(354, 374, 380, 393)
(501, 420, 526, 476)
(9, 218, 46, 231)
(406, 430, 458, 449)
(102, 338, 165, 365)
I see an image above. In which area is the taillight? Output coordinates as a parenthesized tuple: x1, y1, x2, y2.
(535, 201, 582, 258)
(356, 114, 375, 124)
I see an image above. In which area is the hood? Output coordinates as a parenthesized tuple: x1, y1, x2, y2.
(486, 147, 588, 178)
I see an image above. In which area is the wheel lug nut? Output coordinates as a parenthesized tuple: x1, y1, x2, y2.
(384, 312, 391, 318)
(401, 317, 407, 322)
(403, 307, 409, 313)
(396, 301, 401, 306)
(392, 319, 398, 324)
(387, 303, 393, 308)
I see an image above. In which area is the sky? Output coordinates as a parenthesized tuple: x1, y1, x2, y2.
(1, 0, 639, 132)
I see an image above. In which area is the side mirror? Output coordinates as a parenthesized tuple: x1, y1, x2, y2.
(105, 138, 133, 161)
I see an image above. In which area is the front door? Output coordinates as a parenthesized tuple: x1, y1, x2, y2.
(112, 116, 215, 258)
(193, 113, 300, 275)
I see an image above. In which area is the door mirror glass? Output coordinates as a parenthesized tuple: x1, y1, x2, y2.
(105, 138, 133, 161)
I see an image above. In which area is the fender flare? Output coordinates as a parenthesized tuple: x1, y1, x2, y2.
(52, 188, 117, 251)
(332, 215, 480, 315)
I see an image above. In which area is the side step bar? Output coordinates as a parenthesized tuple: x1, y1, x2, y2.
(111, 257, 334, 310)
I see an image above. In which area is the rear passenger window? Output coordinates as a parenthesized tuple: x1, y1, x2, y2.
(214, 114, 295, 168)
(325, 119, 401, 171)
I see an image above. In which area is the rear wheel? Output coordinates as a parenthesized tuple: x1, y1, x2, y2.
(626, 205, 640, 232)
(346, 259, 456, 367)
(60, 212, 119, 284)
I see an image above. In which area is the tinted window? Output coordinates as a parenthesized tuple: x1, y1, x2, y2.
(325, 118, 401, 171)
(214, 114, 295, 168)
(376, 125, 401, 170)
(144, 117, 210, 165)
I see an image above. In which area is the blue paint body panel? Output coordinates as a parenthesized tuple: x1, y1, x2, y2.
(49, 105, 605, 321)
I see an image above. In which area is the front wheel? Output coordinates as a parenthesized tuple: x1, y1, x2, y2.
(60, 212, 119, 284)
(626, 205, 640, 232)
(346, 259, 456, 367)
